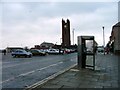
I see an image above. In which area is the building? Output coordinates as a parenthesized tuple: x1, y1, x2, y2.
(40, 42, 54, 48)
(6, 47, 23, 53)
(31, 42, 55, 49)
(109, 22, 120, 54)
(62, 19, 71, 47)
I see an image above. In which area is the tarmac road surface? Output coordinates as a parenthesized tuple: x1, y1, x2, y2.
(1, 53, 77, 88)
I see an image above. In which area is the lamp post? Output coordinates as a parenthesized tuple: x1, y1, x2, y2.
(73, 28, 75, 45)
(60, 38, 62, 45)
(102, 26, 105, 55)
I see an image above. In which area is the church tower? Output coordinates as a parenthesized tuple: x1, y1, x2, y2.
(62, 19, 71, 47)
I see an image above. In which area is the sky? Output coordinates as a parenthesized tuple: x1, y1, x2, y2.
(0, 0, 119, 49)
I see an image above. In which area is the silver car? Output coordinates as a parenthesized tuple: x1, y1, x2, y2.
(11, 49, 32, 58)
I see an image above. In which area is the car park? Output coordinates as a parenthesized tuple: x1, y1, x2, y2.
(30, 49, 46, 56)
(11, 49, 32, 58)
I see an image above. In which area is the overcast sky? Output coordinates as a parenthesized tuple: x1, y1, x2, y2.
(1, 0, 119, 49)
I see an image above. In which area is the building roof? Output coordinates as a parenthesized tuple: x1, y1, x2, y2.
(41, 42, 54, 45)
(40, 42, 54, 47)
(6, 47, 23, 49)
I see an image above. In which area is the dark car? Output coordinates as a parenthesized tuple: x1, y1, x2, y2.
(30, 49, 46, 56)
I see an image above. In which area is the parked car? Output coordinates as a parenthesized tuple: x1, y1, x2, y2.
(64, 49, 70, 54)
(11, 49, 32, 58)
(86, 48, 93, 53)
(30, 49, 46, 56)
(48, 49, 63, 54)
(97, 46, 104, 53)
(39, 49, 49, 54)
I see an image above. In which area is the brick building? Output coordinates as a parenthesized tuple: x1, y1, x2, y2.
(109, 22, 120, 54)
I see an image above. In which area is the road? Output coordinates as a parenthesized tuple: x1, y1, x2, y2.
(1, 53, 77, 88)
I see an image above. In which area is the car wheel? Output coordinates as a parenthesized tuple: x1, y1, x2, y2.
(13, 55, 16, 58)
(25, 55, 27, 58)
(29, 55, 31, 58)
(46, 53, 48, 55)
(39, 54, 41, 55)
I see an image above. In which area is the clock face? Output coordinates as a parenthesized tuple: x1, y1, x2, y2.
(64, 25, 67, 28)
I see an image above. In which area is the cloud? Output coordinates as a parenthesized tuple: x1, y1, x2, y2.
(1, 2, 118, 49)
(1, 0, 119, 2)
(2, 16, 62, 48)
(67, 3, 117, 45)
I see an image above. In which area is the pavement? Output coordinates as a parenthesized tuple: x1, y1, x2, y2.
(30, 53, 119, 89)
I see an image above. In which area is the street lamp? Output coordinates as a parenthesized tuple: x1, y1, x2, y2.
(73, 28, 75, 45)
(102, 26, 105, 55)
(60, 38, 62, 45)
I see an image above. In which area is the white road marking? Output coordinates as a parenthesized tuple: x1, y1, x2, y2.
(2, 62, 12, 64)
(2, 61, 20, 64)
(1, 61, 63, 84)
(26, 64, 77, 89)
(2, 62, 32, 69)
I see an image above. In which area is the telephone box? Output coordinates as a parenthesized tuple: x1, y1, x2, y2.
(77, 36, 95, 70)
